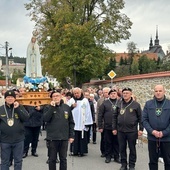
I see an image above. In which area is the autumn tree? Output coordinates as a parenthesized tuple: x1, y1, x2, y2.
(25, 0, 132, 86)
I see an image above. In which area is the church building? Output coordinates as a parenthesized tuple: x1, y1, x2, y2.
(142, 26, 165, 59)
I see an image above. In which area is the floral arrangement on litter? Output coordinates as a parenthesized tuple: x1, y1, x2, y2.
(23, 76, 49, 92)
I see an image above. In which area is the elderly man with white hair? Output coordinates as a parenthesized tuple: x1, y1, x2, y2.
(71, 87, 93, 157)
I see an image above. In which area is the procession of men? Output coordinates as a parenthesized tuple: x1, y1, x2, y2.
(0, 84, 169, 170)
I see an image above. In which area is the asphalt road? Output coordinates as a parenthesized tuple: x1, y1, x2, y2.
(8, 131, 164, 170)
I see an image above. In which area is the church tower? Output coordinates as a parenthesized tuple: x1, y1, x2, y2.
(149, 36, 153, 50)
(154, 25, 159, 46)
(142, 25, 165, 58)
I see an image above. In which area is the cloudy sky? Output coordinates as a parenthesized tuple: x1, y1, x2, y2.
(0, 0, 170, 57)
(111, 0, 170, 53)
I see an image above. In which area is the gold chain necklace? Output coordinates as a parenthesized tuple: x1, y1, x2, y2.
(120, 100, 134, 115)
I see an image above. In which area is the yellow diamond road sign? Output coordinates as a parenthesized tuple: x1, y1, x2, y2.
(108, 70, 116, 79)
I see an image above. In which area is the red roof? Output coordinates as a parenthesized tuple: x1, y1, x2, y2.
(114, 52, 158, 62)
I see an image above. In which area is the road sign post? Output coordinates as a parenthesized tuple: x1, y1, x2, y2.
(108, 70, 116, 88)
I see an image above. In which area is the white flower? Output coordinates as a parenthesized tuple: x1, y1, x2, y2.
(25, 83, 30, 88)
(44, 82, 49, 89)
(20, 82, 25, 87)
(38, 83, 43, 89)
(22, 80, 49, 91)
(28, 83, 34, 89)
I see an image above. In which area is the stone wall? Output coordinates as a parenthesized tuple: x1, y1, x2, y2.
(83, 71, 170, 136)
(83, 71, 170, 108)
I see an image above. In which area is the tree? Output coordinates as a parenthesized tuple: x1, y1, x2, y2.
(119, 56, 124, 65)
(25, 0, 132, 86)
(156, 57, 162, 70)
(124, 57, 128, 65)
(127, 41, 137, 64)
(130, 58, 139, 75)
(160, 62, 170, 71)
(0, 70, 5, 80)
(138, 55, 157, 74)
(11, 69, 25, 84)
(104, 56, 116, 76)
(115, 65, 130, 77)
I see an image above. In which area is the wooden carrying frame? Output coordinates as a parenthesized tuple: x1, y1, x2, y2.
(16, 92, 51, 106)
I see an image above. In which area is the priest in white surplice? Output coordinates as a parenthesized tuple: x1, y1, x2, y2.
(71, 87, 93, 156)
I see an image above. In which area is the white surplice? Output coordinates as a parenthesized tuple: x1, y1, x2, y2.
(72, 98, 93, 131)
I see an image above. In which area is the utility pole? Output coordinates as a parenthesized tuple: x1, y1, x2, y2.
(5, 41, 9, 89)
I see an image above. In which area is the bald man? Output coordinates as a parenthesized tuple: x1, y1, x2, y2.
(142, 85, 170, 170)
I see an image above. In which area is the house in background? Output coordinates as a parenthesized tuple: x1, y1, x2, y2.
(0, 56, 25, 77)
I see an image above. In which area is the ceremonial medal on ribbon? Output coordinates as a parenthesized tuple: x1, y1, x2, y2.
(155, 108, 162, 116)
(108, 99, 118, 111)
(4, 105, 15, 127)
(7, 118, 14, 126)
(112, 105, 117, 110)
(120, 100, 134, 115)
(120, 109, 125, 115)
(154, 98, 166, 117)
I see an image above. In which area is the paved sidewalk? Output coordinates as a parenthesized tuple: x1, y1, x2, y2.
(8, 131, 164, 170)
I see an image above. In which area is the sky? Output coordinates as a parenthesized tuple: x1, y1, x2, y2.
(110, 0, 170, 53)
(0, 0, 170, 57)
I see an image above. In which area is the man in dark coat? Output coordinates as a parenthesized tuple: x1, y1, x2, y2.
(0, 90, 29, 170)
(43, 90, 75, 170)
(112, 88, 143, 170)
(142, 85, 170, 170)
(98, 89, 120, 164)
(22, 105, 44, 158)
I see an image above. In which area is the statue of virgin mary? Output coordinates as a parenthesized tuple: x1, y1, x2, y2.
(26, 30, 42, 78)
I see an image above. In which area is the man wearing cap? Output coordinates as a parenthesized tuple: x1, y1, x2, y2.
(0, 90, 29, 170)
(43, 90, 75, 170)
(112, 88, 143, 170)
(98, 89, 120, 164)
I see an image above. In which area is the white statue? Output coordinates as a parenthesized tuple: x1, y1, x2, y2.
(26, 31, 42, 78)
